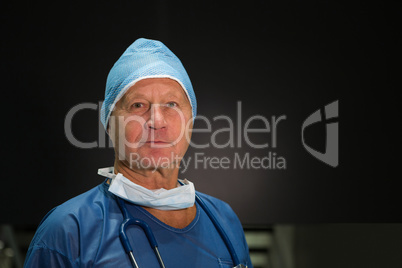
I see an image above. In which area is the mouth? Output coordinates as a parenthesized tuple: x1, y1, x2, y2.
(144, 141, 170, 144)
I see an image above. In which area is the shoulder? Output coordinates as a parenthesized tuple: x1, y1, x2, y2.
(195, 191, 240, 223)
(26, 183, 112, 263)
(38, 183, 109, 230)
(196, 191, 233, 211)
(196, 191, 229, 207)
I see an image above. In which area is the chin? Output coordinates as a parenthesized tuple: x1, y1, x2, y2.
(126, 148, 179, 169)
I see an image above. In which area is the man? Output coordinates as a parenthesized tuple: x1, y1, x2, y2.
(24, 38, 252, 267)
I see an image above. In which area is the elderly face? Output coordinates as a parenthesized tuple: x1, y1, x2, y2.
(109, 78, 193, 170)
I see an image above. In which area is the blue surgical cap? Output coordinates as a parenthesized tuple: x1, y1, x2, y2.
(100, 38, 197, 129)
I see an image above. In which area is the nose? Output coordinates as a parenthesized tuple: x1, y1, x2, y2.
(145, 104, 167, 130)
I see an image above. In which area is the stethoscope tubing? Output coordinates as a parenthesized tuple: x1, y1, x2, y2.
(117, 197, 166, 268)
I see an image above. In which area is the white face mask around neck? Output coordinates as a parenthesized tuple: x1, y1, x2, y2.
(98, 167, 195, 210)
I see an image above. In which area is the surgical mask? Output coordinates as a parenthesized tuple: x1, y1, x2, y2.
(98, 167, 195, 210)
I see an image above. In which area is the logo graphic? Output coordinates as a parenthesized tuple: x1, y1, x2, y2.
(301, 100, 339, 167)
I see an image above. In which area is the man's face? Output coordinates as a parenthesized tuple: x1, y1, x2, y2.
(109, 78, 193, 170)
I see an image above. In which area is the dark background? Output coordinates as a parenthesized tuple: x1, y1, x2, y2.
(1, 1, 400, 225)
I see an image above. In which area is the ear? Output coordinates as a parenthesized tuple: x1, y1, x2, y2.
(185, 117, 193, 141)
(107, 117, 117, 148)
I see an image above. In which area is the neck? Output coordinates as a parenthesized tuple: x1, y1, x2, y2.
(114, 160, 179, 190)
(112, 159, 196, 229)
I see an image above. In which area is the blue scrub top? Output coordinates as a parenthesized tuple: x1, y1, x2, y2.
(24, 180, 253, 268)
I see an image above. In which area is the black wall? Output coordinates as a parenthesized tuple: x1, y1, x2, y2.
(1, 1, 400, 225)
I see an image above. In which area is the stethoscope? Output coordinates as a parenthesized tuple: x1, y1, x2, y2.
(98, 168, 247, 268)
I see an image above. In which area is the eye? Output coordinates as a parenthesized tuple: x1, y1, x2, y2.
(132, 103, 144, 108)
(166, 102, 177, 108)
